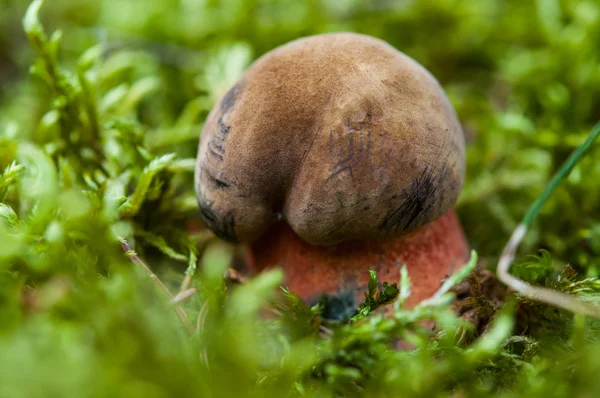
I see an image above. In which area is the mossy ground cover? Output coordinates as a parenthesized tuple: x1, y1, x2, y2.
(1, 0, 600, 396)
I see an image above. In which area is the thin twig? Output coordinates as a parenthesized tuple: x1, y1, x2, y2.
(319, 325, 334, 337)
(497, 122, 600, 318)
(223, 267, 249, 284)
(120, 238, 196, 334)
(197, 301, 211, 369)
(172, 288, 197, 303)
(196, 301, 210, 332)
(180, 274, 193, 293)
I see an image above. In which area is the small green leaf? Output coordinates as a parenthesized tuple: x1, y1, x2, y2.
(395, 265, 411, 310)
(77, 45, 103, 72)
(0, 161, 25, 202)
(23, 0, 45, 41)
(0, 203, 19, 228)
(135, 230, 188, 263)
(367, 268, 377, 300)
(467, 304, 515, 362)
(118, 153, 176, 218)
(17, 142, 58, 229)
(431, 250, 478, 300)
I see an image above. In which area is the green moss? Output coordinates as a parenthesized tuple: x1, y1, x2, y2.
(2, 0, 600, 396)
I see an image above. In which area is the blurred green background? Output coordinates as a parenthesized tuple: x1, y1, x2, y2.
(2, 0, 600, 397)
(3, 0, 600, 271)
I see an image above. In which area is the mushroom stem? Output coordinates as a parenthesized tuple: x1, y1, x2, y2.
(245, 210, 469, 320)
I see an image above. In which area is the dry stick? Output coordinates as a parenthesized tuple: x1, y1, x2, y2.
(180, 274, 194, 294)
(197, 302, 210, 369)
(120, 239, 196, 334)
(173, 288, 197, 303)
(497, 122, 600, 318)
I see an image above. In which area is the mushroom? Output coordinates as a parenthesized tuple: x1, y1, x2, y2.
(195, 32, 469, 320)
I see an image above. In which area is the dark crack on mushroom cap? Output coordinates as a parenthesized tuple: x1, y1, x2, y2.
(195, 32, 465, 246)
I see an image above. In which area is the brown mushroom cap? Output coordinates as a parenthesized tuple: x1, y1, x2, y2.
(195, 32, 465, 246)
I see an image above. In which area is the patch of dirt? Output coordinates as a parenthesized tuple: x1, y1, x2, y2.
(450, 267, 507, 336)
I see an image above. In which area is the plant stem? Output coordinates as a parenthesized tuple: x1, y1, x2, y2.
(120, 239, 196, 334)
(497, 122, 600, 318)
